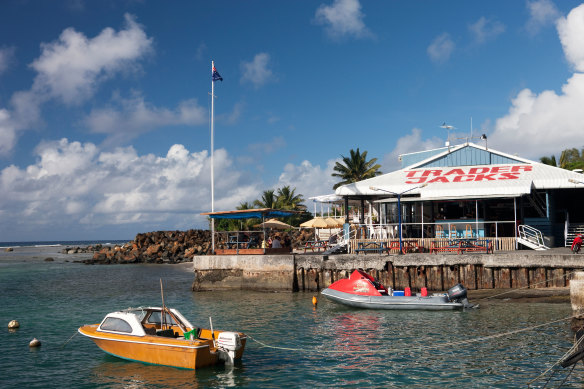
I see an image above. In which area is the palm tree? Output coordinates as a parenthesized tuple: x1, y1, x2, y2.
(253, 190, 278, 209)
(276, 186, 306, 211)
(332, 148, 382, 189)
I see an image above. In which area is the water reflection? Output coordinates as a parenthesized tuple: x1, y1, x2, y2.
(90, 357, 242, 388)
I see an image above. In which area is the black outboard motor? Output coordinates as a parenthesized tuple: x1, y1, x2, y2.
(447, 284, 474, 308)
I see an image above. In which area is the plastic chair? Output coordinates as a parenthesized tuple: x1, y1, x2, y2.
(448, 224, 458, 239)
(435, 225, 445, 238)
(464, 224, 473, 238)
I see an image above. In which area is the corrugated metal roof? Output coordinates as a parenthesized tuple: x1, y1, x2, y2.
(335, 144, 584, 200)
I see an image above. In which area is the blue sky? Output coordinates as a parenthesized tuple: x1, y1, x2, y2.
(1, 0, 584, 241)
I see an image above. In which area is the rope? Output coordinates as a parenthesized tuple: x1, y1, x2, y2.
(475, 270, 577, 302)
(247, 315, 574, 355)
(528, 323, 584, 386)
(61, 331, 78, 348)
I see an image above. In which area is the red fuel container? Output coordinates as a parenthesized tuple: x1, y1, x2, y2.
(421, 287, 428, 297)
(405, 287, 411, 296)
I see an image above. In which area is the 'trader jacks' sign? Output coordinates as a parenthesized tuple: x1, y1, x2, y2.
(404, 165, 533, 184)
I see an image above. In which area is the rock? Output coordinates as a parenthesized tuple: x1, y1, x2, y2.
(8, 320, 19, 329)
(29, 338, 41, 347)
(44, 257, 54, 262)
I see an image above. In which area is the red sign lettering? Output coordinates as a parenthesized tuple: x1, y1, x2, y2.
(403, 165, 532, 185)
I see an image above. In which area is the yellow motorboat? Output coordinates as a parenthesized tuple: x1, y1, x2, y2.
(78, 306, 246, 370)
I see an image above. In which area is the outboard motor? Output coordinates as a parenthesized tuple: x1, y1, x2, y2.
(217, 332, 242, 364)
(447, 284, 474, 308)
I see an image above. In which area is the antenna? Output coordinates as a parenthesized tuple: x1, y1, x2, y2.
(440, 122, 456, 151)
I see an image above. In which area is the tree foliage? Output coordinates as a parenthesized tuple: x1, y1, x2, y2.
(540, 148, 584, 171)
(214, 185, 310, 231)
(332, 148, 382, 190)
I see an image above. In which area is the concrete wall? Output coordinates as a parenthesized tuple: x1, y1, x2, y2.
(192, 255, 296, 291)
(192, 253, 584, 292)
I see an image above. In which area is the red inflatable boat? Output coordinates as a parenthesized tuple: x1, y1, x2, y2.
(321, 269, 475, 310)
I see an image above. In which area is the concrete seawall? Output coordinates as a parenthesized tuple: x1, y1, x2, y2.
(192, 250, 584, 292)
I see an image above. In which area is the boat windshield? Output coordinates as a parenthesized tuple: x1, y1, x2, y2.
(100, 317, 133, 333)
(144, 311, 179, 326)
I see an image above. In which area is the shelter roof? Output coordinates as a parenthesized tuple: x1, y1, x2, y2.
(200, 208, 301, 219)
(336, 143, 584, 200)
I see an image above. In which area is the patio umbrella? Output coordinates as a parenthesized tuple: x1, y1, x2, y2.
(325, 217, 343, 228)
(300, 217, 329, 228)
(253, 218, 292, 230)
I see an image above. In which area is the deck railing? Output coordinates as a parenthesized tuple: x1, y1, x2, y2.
(348, 236, 517, 254)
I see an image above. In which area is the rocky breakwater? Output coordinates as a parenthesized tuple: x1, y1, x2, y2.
(78, 230, 212, 264)
(69, 228, 315, 265)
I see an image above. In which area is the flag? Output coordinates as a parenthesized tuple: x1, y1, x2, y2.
(212, 65, 223, 82)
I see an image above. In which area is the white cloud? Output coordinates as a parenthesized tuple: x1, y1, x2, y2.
(0, 14, 154, 157)
(557, 3, 584, 72)
(427, 33, 455, 64)
(0, 109, 17, 156)
(526, 0, 561, 35)
(0, 139, 262, 238)
(491, 3, 584, 158)
(30, 13, 153, 104)
(248, 136, 286, 155)
(469, 17, 505, 44)
(277, 159, 338, 200)
(314, 0, 373, 40)
(240, 53, 275, 88)
(492, 73, 584, 158)
(382, 128, 444, 172)
(84, 93, 206, 144)
(0, 46, 16, 75)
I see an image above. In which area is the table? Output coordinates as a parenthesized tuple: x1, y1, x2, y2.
(355, 241, 387, 254)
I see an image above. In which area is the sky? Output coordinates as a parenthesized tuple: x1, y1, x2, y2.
(1, 0, 584, 241)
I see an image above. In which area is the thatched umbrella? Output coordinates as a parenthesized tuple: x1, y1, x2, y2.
(253, 218, 292, 230)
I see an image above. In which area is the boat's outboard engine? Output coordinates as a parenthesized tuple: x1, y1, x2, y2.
(217, 332, 242, 364)
(447, 284, 474, 308)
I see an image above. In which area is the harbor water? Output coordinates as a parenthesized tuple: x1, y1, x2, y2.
(1, 246, 583, 388)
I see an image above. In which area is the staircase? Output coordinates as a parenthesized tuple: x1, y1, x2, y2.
(526, 191, 547, 218)
(517, 225, 549, 250)
(566, 223, 584, 246)
(323, 228, 356, 255)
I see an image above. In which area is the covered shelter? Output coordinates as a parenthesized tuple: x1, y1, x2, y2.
(335, 142, 584, 251)
(201, 208, 300, 255)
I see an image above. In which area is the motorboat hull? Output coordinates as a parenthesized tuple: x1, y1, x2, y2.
(320, 269, 473, 310)
(78, 307, 246, 370)
(321, 288, 464, 310)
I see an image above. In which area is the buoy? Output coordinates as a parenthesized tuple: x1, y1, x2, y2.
(29, 338, 41, 347)
(8, 320, 19, 329)
(312, 296, 317, 306)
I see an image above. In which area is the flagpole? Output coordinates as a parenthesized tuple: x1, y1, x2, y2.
(211, 60, 215, 254)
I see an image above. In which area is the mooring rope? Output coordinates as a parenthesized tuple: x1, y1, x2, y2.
(527, 324, 584, 387)
(61, 331, 78, 348)
(247, 315, 574, 355)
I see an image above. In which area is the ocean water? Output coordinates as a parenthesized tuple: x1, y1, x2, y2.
(1, 247, 583, 388)
(0, 240, 129, 248)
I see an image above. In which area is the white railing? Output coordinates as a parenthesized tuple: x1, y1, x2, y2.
(350, 220, 517, 240)
(517, 224, 548, 250)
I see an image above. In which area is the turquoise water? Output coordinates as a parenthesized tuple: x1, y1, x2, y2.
(1, 248, 583, 388)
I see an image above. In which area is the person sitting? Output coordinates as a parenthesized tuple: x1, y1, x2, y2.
(329, 234, 338, 245)
(271, 236, 282, 248)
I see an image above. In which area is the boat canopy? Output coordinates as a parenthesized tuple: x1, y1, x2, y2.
(201, 208, 300, 219)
